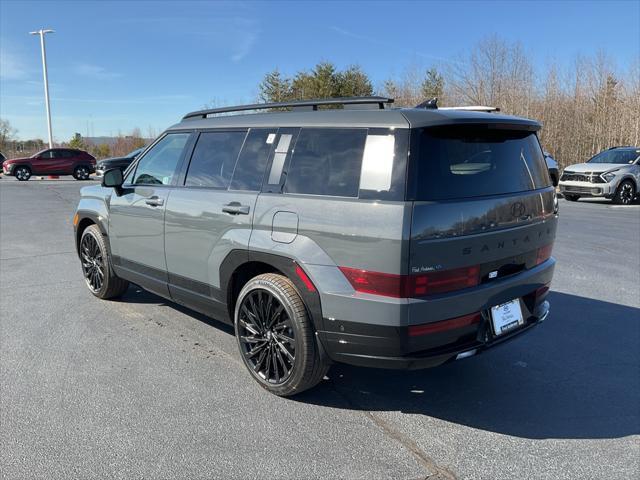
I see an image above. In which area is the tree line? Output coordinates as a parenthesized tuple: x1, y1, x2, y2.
(258, 35, 639, 169)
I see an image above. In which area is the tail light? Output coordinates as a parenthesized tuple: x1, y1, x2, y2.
(338, 265, 480, 298)
(536, 244, 553, 265)
(408, 312, 481, 337)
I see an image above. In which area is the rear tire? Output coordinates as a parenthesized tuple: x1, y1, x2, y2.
(234, 273, 328, 396)
(564, 194, 580, 202)
(613, 180, 636, 205)
(73, 165, 91, 180)
(15, 166, 31, 181)
(79, 225, 129, 299)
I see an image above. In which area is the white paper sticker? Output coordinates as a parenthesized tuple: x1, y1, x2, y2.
(266, 133, 276, 144)
(360, 135, 395, 192)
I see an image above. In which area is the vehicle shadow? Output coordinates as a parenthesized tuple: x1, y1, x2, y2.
(295, 291, 640, 440)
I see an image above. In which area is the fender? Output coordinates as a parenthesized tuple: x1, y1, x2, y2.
(220, 250, 325, 334)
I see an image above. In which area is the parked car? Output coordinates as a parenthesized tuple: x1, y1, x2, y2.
(0, 151, 5, 163)
(559, 146, 640, 204)
(95, 147, 145, 177)
(2, 148, 96, 181)
(544, 151, 559, 186)
(73, 97, 557, 396)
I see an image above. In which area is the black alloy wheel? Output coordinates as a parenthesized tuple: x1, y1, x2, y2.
(614, 180, 636, 205)
(237, 289, 296, 385)
(80, 231, 104, 292)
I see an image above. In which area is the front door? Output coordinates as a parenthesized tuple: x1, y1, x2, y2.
(164, 128, 277, 319)
(108, 132, 192, 297)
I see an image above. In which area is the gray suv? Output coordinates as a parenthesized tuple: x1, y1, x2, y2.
(73, 97, 557, 396)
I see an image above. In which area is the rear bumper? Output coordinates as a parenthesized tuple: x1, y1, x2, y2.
(317, 259, 554, 369)
(321, 300, 549, 369)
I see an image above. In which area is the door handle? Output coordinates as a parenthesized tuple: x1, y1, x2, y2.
(222, 202, 250, 215)
(145, 196, 164, 207)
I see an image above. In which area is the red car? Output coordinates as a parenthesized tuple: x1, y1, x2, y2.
(2, 148, 96, 181)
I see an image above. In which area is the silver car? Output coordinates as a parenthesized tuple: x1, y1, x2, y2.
(73, 97, 557, 396)
(559, 147, 640, 204)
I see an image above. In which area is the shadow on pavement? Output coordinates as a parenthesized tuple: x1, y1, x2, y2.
(115, 285, 639, 440)
(296, 291, 640, 440)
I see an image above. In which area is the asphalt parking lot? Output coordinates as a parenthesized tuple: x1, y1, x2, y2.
(1, 178, 638, 480)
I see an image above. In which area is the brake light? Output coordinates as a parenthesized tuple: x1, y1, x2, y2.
(408, 312, 481, 337)
(536, 244, 553, 265)
(338, 265, 480, 298)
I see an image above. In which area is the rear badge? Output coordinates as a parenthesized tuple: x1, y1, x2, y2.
(488, 270, 498, 279)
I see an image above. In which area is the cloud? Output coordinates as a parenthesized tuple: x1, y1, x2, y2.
(72, 63, 123, 80)
(329, 26, 462, 65)
(229, 19, 259, 62)
(0, 49, 28, 80)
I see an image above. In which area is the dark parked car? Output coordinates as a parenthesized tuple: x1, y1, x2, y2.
(95, 147, 145, 177)
(2, 148, 96, 181)
(544, 151, 559, 186)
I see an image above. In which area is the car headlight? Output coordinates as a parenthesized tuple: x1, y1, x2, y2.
(601, 170, 619, 182)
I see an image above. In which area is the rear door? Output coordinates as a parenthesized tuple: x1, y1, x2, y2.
(35, 150, 65, 174)
(164, 128, 276, 316)
(407, 126, 558, 321)
(108, 132, 192, 297)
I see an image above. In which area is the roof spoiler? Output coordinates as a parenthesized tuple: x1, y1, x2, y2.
(415, 98, 500, 113)
(182, 96, 395, 120)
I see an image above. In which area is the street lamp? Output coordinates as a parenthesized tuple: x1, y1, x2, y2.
(29, 29, 54, 149)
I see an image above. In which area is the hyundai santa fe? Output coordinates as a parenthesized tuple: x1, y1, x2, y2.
(73, 96, 557, 396)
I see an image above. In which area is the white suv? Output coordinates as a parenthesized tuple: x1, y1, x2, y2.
(559, 147, 640, 204)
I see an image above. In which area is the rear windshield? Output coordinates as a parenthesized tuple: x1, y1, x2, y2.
(412, 127, 550, 200)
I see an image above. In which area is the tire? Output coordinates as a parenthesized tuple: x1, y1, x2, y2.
(613, 179, 636, 205)
(73, 165, 91, 181)
(234, 273, 329, 396)
(79, 224, 129, 299)
(14, 166, 31, 181)
(564, 194, 580, 202)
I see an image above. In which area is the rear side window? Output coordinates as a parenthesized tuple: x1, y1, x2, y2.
(412, 127, 550, 200)
(284, 128, 367, 197)
(230, 129, 276, 191)
(185, 131, 247, 188)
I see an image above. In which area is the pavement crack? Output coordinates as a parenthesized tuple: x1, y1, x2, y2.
(329, 384, 457, 480)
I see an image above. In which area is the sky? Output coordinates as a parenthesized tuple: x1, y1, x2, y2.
(1, 0, 638, 142)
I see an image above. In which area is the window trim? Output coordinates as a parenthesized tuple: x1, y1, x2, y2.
(261, 128, 300, 194)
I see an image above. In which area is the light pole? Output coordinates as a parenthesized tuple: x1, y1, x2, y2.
(29, 29, 54, 149)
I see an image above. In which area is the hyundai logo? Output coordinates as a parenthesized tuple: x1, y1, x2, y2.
(511, 202, 526, 217)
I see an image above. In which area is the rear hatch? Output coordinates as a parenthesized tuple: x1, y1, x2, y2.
(406, 124, 557, 328)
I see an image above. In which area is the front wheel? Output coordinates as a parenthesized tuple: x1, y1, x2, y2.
(73, 165, 91, 180)
(564, 194, 580, 202)
(15, 166, 31, 181)
(613, 180, 636, 205)
(79, 225, 129, 299)
(235, 273, 328, 396)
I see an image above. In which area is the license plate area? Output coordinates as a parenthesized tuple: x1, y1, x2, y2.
(490, 299, 524, 336)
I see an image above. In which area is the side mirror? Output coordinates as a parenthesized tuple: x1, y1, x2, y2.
(102, 168, 124, 191)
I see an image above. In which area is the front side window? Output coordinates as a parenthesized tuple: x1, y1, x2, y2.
(413, 127, 550, 201)
(284, 128, 367, 197)
(185, 131, 247, 188)
(133, 133, 190, 185)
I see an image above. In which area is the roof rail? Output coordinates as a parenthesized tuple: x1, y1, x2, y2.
(182, 96, 394, 120)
